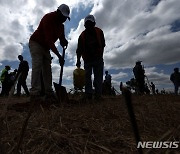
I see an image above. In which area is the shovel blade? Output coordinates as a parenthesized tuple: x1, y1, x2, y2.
(53, 82, 69, 103)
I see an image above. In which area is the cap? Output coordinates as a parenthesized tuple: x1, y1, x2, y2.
(84, 15, 95, 23)
(58, 4, 70, 20)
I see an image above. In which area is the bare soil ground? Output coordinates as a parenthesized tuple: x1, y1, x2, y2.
(0, 94, 180, 154)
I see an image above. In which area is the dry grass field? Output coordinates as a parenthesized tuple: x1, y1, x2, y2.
(0, 94, 180, 154)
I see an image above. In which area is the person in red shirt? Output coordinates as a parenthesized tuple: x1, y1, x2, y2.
(29, 4, 70, 102)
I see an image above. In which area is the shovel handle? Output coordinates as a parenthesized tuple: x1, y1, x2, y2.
(59, 47, 66, 86)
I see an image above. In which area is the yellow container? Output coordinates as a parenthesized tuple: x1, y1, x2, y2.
(73, 67, 85, 89)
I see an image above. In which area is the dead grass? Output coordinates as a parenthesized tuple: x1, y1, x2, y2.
(0, 94, 180, 154)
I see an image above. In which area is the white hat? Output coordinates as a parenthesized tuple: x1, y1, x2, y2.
(84, 15, 95, 23)
(58, 4, 70, 20)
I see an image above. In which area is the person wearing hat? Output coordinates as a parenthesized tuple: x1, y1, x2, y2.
(0, 65, 11, 96)
(76, 15, 106, 100)
(29, 4, 70, 102)
(170, 68, 180, 95)
(133, 61, 145, 94)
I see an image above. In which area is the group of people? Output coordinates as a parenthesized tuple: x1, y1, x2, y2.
(1, 4, 179, 101)
(132, 60, 180, 95)
(0, 3, 108, 101)
(28, 4, 106, 102)
(0, 55, 29, 97)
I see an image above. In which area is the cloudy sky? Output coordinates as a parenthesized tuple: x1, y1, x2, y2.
(0, 0, 180, 93)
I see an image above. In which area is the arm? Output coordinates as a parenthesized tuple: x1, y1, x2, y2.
(76, 35, 83, 67)
(59, 25, 68, 48)
(101, 30, 106, 49)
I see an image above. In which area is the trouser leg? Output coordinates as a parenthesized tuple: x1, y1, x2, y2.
(174, 84, 178, 95)
(93, 60, 104, 96)
(22, 78, 29, 95)
(42, 51, 53, 95)
(84, 63, 93, 94)
(16, 80, 21, 95)
(29, 40, 44, 96)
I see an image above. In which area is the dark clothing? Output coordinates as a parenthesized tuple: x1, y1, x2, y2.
(76, 26, 105, 97)
(105, 74, 111, 86)
(16, 60, 29, 96)
(84, 59, 104, 95)
(104, 74, 112, 95)
(170, 71, 180, 95)
(18, 60, 29, 73)
(29, 11, 67, 96)
(133, 64, 145, 79)
(76, 27, 105, 62)
(0, 68, 10, 96)
(133, 64, 145, 93)
(17, 72, 29, 96)
(30, 11, 66, 54)
(151, 83, 156, 94)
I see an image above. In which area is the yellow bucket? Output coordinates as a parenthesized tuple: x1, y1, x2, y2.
(73, 67, 85, 89)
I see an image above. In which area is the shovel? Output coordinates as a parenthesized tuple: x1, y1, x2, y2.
(53, 47, 68, 103)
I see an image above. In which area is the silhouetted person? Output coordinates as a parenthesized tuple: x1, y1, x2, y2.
(156, 89, 159, 94)
(150, 82, 156, 94)
(111, 86, 116, 96)
(144, 83, 150, 94)
(161, 88, 166, 94)
(76, 15, 105, 100)
(16, 55, 29, 96)
(104, 71, 112, 95)
(133, 61, 145, 94)
(29, 4, 70, 102)
(8, 69, 18, 93)
(105, 71, 112, 86)
(170, 67, 180, 95)
(0, 65, 11, 96)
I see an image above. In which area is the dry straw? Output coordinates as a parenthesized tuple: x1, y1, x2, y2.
(0, 94, 180, 154)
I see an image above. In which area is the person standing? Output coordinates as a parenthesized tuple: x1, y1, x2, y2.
(104, 71, 112, 95)
(0, 66, 11, 96)
(29, 4, 70, 102)
(133, 61, 145, 94)
(170, 68, 180, 95)
(76, 15, 106, 100)
(16, 55, 29, 96)
(150, 82, 156, 95)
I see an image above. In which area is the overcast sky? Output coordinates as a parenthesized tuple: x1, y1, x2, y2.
(0, 0, 180, 93)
